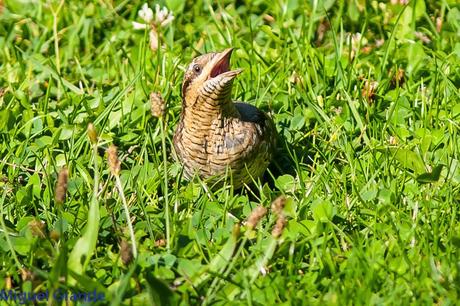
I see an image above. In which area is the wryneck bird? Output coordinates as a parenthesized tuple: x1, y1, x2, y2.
(173, 48, 276, 189)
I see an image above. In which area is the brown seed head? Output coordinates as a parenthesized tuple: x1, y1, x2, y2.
(155, 239, 167, 247)
(246, 206, 267, 230)
(49, 229, 60, 241)
(289, 71, 303, 86)
(362, 79, 378, 103)
(5, 276, 12, 290)
(107, 145, 121, 176)
(272, 214, 287, 238)
(390, 68, 405, 87)
(150, 91, 166, 118)
(436, 17, 443, 33)
(87, 123, 98, 144)
(232, 223, 241, 238)
(389, 135, 398, 146)
(263, 14, 275, 23)
(120, 239, 133, 265)
(55, 167, 68, 205)
(316, 18, 330, 45)
(361, 45, 373, 54)
(29, 219, 46, 239)
(20, 269, 34, 282)
(271, 195, 286, 215)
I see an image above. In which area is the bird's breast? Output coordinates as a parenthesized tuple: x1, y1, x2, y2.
(173, 100, 275, 188)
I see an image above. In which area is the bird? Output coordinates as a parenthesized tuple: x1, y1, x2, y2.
(173, 48, 276, 189)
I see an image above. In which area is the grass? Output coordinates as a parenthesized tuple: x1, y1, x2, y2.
(1, 0, 460, 304)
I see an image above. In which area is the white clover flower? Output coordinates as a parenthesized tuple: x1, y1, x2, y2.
(132, 3, 174, 30)
(139, 3, 153, 23)
(132, 21, 149, 30)
(154, 4, 174, 27)
(132, 3, 174, 51)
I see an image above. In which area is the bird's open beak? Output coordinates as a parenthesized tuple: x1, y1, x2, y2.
(208, 48, 243, 80)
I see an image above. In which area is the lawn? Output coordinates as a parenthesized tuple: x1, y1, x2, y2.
(1, 0, 460, 305)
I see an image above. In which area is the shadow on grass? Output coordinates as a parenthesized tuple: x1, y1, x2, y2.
(263, 129, 314, 189)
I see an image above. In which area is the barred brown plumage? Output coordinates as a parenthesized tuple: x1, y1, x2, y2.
(173, 48, 276, 189)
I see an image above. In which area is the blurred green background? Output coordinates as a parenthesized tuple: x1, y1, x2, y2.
(0, 0, 459, 304)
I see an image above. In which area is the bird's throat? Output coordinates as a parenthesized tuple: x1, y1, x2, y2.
(181, 93, 239, 132)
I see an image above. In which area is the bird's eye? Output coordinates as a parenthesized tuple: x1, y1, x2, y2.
(193, 65, 201, 73)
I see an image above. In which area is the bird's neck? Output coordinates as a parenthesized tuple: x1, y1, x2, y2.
(181, 95, 240, 132)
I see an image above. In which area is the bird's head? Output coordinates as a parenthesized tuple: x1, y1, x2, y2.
(181, 48, 242, 107)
